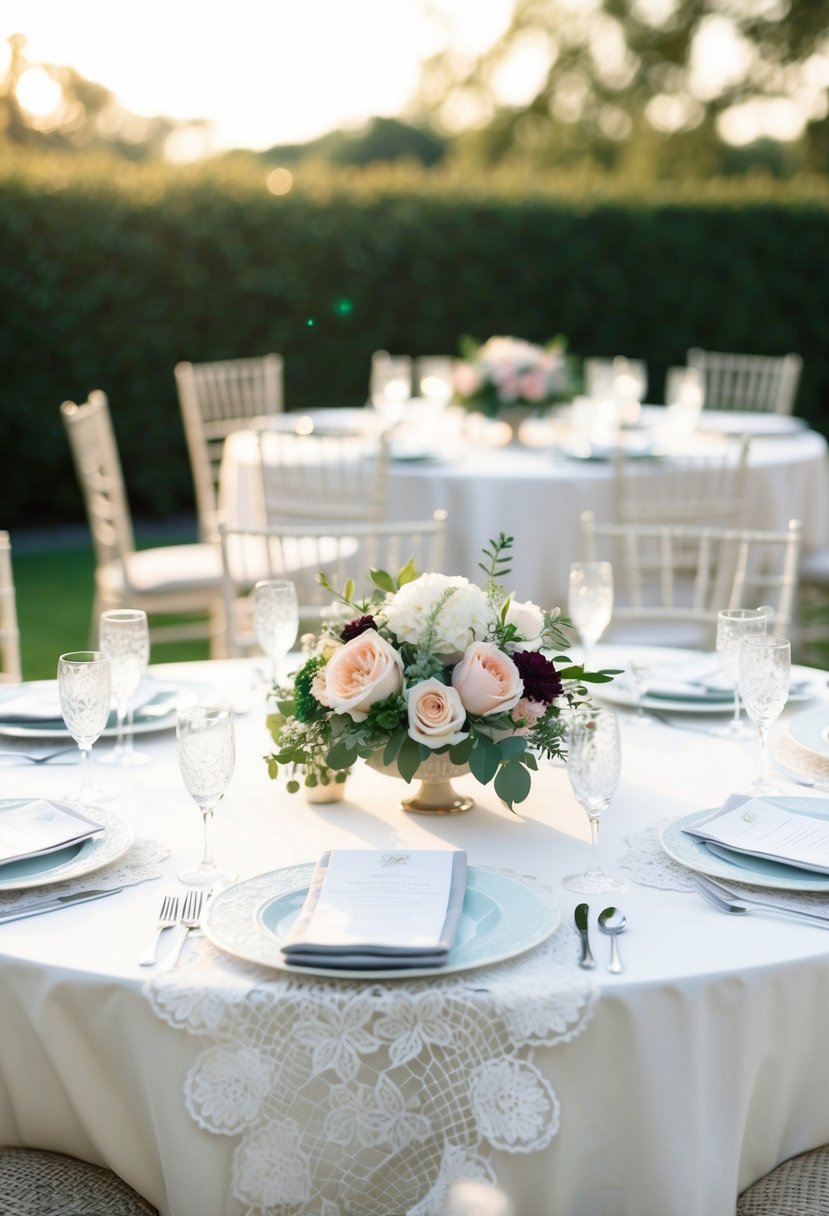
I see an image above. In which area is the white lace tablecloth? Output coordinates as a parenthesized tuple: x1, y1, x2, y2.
(147, 868, 596, 1216)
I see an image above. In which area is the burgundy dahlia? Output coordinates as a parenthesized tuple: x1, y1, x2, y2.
(512, 650, 563, 704)
(340, 615, 378, 643)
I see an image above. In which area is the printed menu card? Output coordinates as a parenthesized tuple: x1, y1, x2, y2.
(0, 799, 105, 866)
(282, 848, 468, 969)
(683, 792, 829, 875)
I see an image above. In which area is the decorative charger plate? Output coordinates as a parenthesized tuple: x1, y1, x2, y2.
(203, 863, 560, 979)
(596, 677, 814, 716)
(660, 798, 829, 892)
(0, 679, 205, 740)
(788, 708, 829, 759)
(0, 801, 134, 890)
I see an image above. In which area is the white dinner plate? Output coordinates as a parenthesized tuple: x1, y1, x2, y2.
(596, 678, 815, 715)
(0, 679, 205, 740)
(0, 801, 134, 890)
(788, 708, 829, 760)
(660, 798, 829, 892)
(203, 863, 560, 979)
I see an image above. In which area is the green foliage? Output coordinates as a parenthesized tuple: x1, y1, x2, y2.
(1, 149, 829, 528)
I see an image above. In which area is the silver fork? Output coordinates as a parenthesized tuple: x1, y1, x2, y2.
(138, 895, 180, 966)
(166, 888, 205, 969)
(0, 748, 78, 765)
(693, 874, 829, 929)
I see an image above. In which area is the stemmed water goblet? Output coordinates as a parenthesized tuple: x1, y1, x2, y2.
(177, 706, 237, 886)
(97, 609, 150, 766)
(714, 607, 768, 739)
(57, 651, 111, 809)
(370, 353, 412, 428)
(254, 579, 299, 688)
(568, 561, 613, 671)
(562, 708, 625, 894)
(738, 635, 790, 794)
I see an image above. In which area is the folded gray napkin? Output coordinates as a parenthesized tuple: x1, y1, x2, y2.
(282, 848, 468, 970)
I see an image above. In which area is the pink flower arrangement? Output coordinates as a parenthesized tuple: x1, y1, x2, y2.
(266, 535, 614, 809)
(453, 334, 575, 419)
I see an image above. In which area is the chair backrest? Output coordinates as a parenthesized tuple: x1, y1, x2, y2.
(218, 511, 448, 656)
(60, 390, 135, 573)
(0, 531, 22, 684)
(175, 354, 284, 540)
(612, 436, 751, 527)
(253, 423, 391, 525)
(687, 348, 802, 415)
(580, 510, 802, 643)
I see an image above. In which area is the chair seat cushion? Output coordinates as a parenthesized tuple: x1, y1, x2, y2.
(0, 1147, 158, 1215)
(99, 543, 222, 597)
(737, 1145, 829, 1214)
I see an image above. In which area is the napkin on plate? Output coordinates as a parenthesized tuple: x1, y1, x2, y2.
(0, 677, 178, 725)
(643, 654, 732, 700)
(683, 792, 829, 875)
(0, 799, 105, 866)
(281, 848, 468, 969)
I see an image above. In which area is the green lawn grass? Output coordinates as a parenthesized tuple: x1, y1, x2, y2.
(14, 541, 210, 681)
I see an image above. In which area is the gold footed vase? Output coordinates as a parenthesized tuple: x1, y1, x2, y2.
(367, 751, 474, 815)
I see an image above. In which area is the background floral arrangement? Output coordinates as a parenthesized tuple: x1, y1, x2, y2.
(452, 334, 576, 419)
(266, 535, 615, 810)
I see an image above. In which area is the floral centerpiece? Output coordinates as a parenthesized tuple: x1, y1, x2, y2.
(453, 334, 576, 420)
(266, 535, 615, 811)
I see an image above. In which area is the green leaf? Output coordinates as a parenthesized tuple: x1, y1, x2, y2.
(498, 734, 527, 760)
(370, 568, 396, 594)
(383, 727, 405, 766)
(343, 577, 356, 602)
(494, 760, 532, 809)
(326, 741, 359, 770)
(449, 736, 474, 764)
(396, 557, 417, 587)
(396, 734, 422, 782)
(469, 736, 500, 785)
(266, 757, 279, 780)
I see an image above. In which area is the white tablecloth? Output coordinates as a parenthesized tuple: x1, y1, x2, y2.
(219, 410, 829, 610)
(0, 649, 829, 1216)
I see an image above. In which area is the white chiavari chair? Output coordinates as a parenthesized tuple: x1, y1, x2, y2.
(0, 531, 22, 684)
(687, 348, 802, 415)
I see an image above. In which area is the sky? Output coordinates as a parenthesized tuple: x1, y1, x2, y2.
(0, 0, 516, 155)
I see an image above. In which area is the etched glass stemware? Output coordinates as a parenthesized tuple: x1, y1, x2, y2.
(98, 609, 150, 766)
(714, 607, 768, 739)
(562, 708, 625, 894)
(177, 706, 237, 886)
(58, 651, 111, 808)
(568, 561, 613, 671)
(254, 579, 298, 687)
(738, 635, 790, 794)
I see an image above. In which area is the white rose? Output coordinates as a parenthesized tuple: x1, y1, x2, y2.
(325, 631, 403, 722)
(505, 598, 545, 651)
(407, 679, 469, 749)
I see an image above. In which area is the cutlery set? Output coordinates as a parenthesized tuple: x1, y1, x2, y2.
(575, 902, 627, 973)
(693, 873, 829, 929)
(139, 889, 205, 967)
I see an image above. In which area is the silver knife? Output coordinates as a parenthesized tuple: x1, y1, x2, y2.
(0, 887, 122, 925)
(574, 902, 596, 969)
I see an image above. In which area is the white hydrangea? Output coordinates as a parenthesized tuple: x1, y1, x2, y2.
(381, 573, 495, 658)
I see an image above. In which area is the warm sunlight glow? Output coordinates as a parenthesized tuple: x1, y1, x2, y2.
(15, 66, 61, 119)
(266, 167, 294, 196)
(0, 0, 516, 152)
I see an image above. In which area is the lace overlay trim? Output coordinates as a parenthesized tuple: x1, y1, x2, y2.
(620, 825, 829, 913)
(0, 837, 169, 915)
(146, 868, 597, 1216)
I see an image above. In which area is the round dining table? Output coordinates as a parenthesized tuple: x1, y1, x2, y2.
(0, 648, 829, 1216)
(219, 406, 829, 612)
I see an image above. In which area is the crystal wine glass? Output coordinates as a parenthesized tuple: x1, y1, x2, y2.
(714, 607, 769, 739)
(58, 650, 111, 808)
(562, 708, 625, 894)
(177, 706, 237, 886)
(370, 353, 412, 427)
(254, 579, 299, 687)
(738, 635, 790, 794)
(97, 609, 150, 766)
(568, 561, 613, 670)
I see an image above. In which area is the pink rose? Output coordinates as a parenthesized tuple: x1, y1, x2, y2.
(454, 364, 482, 396)
(407, 679, 468, 749)
(511, 697, 546, 730)
(451, 642, 524, 717)
(325, 630, 403, 721)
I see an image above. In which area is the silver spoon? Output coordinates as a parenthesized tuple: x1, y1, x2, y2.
(598, 907, 627, 974)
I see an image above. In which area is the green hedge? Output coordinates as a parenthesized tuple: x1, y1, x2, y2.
(2, 151, 828, 527)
